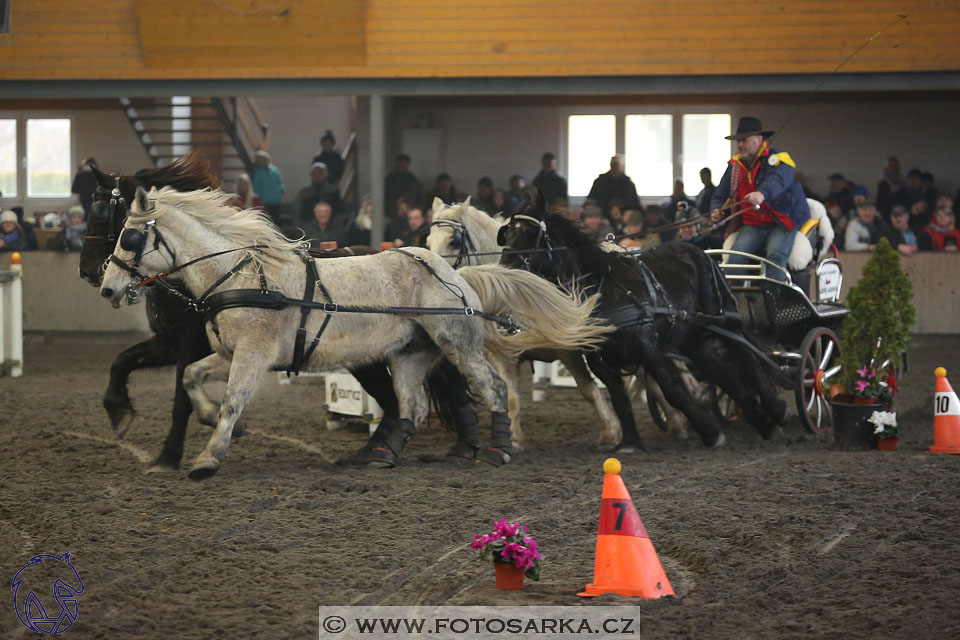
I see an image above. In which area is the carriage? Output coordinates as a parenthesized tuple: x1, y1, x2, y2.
(704, 248, 847, 434)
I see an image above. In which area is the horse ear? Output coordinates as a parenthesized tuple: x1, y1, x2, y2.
(518, 190, 533, 211)
(432, 196, 444, 213)
(535, 187, 547, 212)
(133, 186, 150, 214)
(461, 196, 471, 211)
(90, 165, 113, 190)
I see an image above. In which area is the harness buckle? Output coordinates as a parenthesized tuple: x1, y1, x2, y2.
(322, 302, 338, 313)
(464, 307, 475, 317)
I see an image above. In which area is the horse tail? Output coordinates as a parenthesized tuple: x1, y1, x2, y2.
(457, 264, 614, 360)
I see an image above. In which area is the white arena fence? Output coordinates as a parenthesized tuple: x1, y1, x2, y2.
(1, 253, 24, 378)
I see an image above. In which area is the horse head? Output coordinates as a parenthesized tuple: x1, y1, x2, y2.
(426, 196, 478, 266)
(12, 552, 85, 634)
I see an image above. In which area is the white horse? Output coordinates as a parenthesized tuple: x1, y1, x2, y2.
(100, 187, 611, 477)
(426, 197, 641, 449)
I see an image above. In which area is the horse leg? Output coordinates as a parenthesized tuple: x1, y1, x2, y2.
(340, 363, 406, 466)
(149, 327, 210, 473)
(559, 352, 621, 450)
(490, 356, 524, 452)
(104, 336, 176, 437)
(644, 353, 726, 448)
(585, 352, 644, 452)
(431, 361, 482, 461)
(188, 345, 274, 480)
(646, 367, 691, 439)
(181, 353, 232, 429)
(443, 351, 511, 466)
(365, 351, 438, 468)
(704, 338, 785, 439)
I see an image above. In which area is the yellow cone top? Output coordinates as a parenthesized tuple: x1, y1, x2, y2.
(936, 367, 947, 378)
(603, 458, 621, 475)
(10, 252, 21, 265)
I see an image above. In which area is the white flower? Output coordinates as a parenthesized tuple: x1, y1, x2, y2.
(869, 411, 897, 435)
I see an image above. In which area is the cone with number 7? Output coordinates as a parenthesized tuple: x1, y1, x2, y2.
(578, 458, 674, 598)
(930, 367, 960, 454)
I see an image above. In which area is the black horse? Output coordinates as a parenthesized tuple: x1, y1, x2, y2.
(78, 154, 485, 471)
(498, 194, 787, 449)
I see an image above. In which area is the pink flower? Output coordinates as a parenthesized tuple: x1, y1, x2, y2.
(854, 380, 870, 392)
(857, 367, 869, 378)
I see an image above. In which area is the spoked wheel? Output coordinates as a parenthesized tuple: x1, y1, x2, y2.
(796, 327, 841, 434)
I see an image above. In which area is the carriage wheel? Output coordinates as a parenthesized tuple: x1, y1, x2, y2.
(795, 327, 841, 434)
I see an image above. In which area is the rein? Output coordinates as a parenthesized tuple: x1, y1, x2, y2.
(611, 198, 758, 243)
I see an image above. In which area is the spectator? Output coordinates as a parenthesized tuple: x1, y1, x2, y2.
(397, 207, 428, 248)
(662, 179, 695, 223)
(825, 200, 849, 250)
(384, 154, 423, 218)
(228, 173, 263, 210)
(921, 171, 939, 215)
(548, 196, 571, 220)
(474, 176, 496, 214)
(423, 173, 466, 209)
(581, 201, 612, 242)
(675, 207, 707, 248)
(852, 185, 868, 207)
(694, 168, 716, 217)
(312, 130, 345, 185)
(340, 196, 373, 247)
(507, 174, 526, 212)
(845, 201, 887, 251)
(71, 157, 99, 219)
(297, 162, 343, 223)
(302, 202, 344, 246)
(637, 205, 666, 248)
(919, 205, 960, 252)
(876, 156, 906, 212)
(12, 206, 39, 251)
(882, 206, 919, 257)
(532, 152, 567, 206)
(51, 206, 87, 252)
(889, 168, 924, 215)
(618, 208, 646, 250)
(909, 198, 931, 229)
(588, 154, 639, 214)
(826, 173, 855, 215)
(0, 210, 29, 252)
(252, 151, 285, 222)
(492, 189, 512, 216)
(607, 198, 626, 235)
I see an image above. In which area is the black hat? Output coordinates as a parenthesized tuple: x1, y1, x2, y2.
(726, 116, 774, 140)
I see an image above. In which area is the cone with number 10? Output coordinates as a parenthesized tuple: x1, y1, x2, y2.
(930, 367, 960, 454)
(578, 458, 674, 598)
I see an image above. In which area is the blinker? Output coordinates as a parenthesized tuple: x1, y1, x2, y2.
(119, 227, 144, 252)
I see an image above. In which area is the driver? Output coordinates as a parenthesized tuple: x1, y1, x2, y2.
(709, 116, 810, 281)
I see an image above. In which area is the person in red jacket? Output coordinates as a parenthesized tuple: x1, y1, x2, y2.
(920, 205, 960, 252)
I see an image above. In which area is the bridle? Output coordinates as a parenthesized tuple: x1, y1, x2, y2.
(497, 214, 555, 270)
(107, 219, 181, 304)
(430, 219, 477, 267)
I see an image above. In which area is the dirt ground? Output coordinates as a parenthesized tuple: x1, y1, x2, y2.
(2, 332, 959, 639)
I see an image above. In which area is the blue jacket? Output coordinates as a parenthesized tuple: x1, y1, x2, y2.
(710, 144, 810, 231)
(253, 165, 285, 206)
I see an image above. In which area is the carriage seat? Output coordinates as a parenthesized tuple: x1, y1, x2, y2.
(722, 198, 835, 289)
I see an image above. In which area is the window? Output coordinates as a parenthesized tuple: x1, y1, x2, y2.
(27, 119, 72, 197)
(566, 111, 731, 199)
(567, 115, 615, 198)
(0, 0, 9, 34)
(625, 114, 673, 197)
(0, 119, 15, 198)
(0, 117, 73, 202)
(682, 114, 731, 195)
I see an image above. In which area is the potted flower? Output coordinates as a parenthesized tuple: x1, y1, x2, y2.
(869, 410, 900, 451)
(471, 518, 542, 590)
(831, 237, 914, 449)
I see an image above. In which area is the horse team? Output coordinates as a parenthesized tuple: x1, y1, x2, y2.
(79, 153, 785, 480)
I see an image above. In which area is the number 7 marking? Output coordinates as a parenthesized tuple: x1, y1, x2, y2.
(612, 501, 627, 530)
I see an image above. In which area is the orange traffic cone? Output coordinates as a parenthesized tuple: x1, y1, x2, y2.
(578, 458, 674, 599)
(930, 367, 960, 454)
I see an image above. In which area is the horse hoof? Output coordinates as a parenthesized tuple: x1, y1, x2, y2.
(614, 441, 643, 454)
(771, 399, 789, 425)
(187, 459, 220, 480)
(596, 441, 619, 453)
(476, 448, 511, 466)
(708, 432, 727, 448)
(446, 442, 478, 461)
(363, 447, 400, 469)
(109, 407, 136, 439)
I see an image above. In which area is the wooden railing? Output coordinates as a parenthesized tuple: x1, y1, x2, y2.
(210, 97, 270, 175)
(339, 131, 359, 208)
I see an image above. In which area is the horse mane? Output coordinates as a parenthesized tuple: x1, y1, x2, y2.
(538, 211, 639, 281)
(133, 187, 302, 270)
(134, 151, 222, 192)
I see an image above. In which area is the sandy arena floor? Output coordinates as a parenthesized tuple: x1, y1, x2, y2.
(1, 332, 959, 639)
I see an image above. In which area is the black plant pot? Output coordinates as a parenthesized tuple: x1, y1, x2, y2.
(830, 401, 884, 450)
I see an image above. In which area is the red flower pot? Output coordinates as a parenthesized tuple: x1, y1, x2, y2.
(494, 562, 526, 590)
(877, 437, 899, 451)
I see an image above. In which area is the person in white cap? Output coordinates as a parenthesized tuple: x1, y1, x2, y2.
(0, 210, 28, 252)
(52, 205, 87, 252)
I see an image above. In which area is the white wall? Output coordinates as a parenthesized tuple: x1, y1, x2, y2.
(390, 97, 960, 202)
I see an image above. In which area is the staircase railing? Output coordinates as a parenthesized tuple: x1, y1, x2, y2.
(339, 132, 358, 207)
(210, 97, 269, 175)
